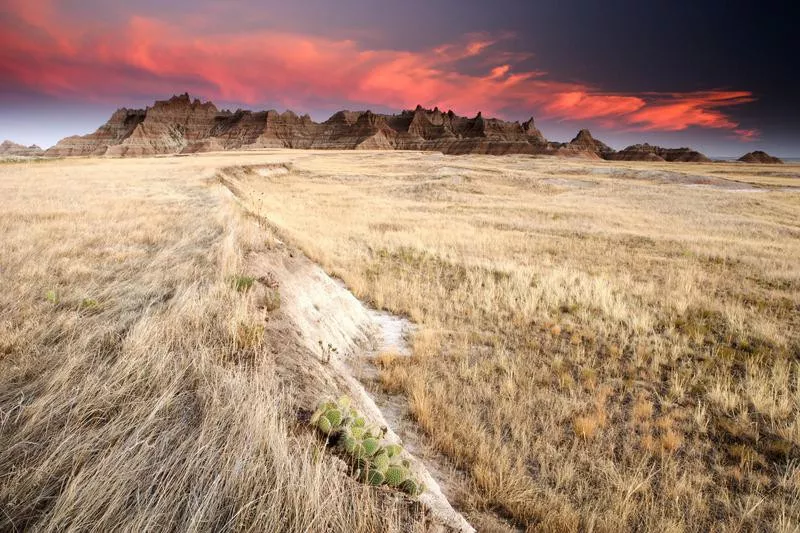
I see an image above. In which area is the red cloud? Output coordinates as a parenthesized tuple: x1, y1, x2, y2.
(543, 91, 645, 120)
(627, 91, 756, 131)
(0, 1, 756, 138)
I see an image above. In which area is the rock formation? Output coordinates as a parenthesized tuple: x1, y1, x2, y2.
(45, 93, 718, 163)
(47, 96, 564, 157)
(606, 143, 711, 163)
(0, 140, 44, 157)
(738, 150, 783, 164)
(559, 129, 615, 159)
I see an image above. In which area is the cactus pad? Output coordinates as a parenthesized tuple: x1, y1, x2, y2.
(352, 442, 367, 458)
(340, 433, 357, 454)
(317, 416, 332, 434)
(362, 438, 380, 457)
(385, 465, 407, 487)
(384, 444, 402, 458)
(372, 452, 390, 473)
(400, 479, 421, 496)
(324, 408, 342, 428)
(367, 469, 385, 486)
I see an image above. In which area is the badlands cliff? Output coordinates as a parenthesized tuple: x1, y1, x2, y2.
(47, 94, 552, 157)
(46, 93, 719, 162)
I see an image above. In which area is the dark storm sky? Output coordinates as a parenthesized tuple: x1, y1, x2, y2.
(0, 0, 797, 156)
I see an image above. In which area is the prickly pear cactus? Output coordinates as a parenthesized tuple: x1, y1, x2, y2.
(384, 444, 402, 458)
(309, 395, 424, 496)
(400, 479, 423, 496)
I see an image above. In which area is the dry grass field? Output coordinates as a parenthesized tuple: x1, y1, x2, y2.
(224, 152, 800, 531)
(0, 156, 429, 532)
(1, 152, 799, 532)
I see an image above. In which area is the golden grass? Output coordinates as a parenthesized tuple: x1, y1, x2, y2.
(0, 156, 428, 532)
(225, 151, 800, 531)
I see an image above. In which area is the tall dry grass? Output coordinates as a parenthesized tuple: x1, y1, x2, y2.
(226, 152, 800, 531)
(0, 158, 427, 532)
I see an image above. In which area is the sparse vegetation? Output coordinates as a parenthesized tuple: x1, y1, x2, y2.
(319, 340, 339, 363)
(80, 297, 99, 309)
(261, 287, 282, 311)
(231, 274, 255, 292)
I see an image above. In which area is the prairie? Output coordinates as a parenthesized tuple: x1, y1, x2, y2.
(225, 152, 800, 531)
(1, 152, 799, 532)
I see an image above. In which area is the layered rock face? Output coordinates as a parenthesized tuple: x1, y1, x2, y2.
(738, 151, 783, 164)
(0, 140, 44, 157)
(108, 95, 220, 156)
(49, 109, 146, 156)
(606, 143, 711, 163)
(47, 95, 561, 157)
(46, 94, 724, 163)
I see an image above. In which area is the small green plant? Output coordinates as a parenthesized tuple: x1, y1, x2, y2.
(45, 290, 58, 304)
(231, 275, 255, 292)
(309, 396, 425, 496)
(80, 298, 99, 309)
(318, 340, 338, 363)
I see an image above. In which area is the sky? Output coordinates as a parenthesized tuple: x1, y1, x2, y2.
(0, 0, 797, 156)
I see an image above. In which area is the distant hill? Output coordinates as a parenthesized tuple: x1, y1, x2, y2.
(606, 143, 711, 163)
(738, 151, 784, 164)
(0, 140, 44, 157)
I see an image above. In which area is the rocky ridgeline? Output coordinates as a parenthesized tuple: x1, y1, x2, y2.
(606, 143, 711, 163)
(46, 95, 551, 157)
(41, 93, 756, 163)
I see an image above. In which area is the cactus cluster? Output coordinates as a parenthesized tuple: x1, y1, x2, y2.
(310, 396, 425, 496)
